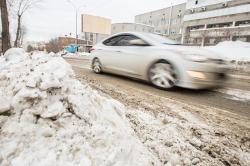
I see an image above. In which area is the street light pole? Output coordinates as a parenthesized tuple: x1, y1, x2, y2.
(75, 9, 78, 45)
(67, 0, 86, 46)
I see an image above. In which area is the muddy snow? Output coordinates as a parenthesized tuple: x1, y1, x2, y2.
(0, 49, 249, 166)
(216, 88, 250, 102)
(74, 71, 250, 166)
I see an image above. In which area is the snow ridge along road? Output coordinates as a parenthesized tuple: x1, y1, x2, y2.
(0, 49, 159, 166)
(66, 57, 250, 166)
(0, 50, 249, 166)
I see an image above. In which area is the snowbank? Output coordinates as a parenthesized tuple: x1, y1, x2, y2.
(216, 41, 250, 48)
(206, 41, 250, 61)
(0, 48, 158, 166)
(216, 88, 250, 102)
(61, 52, 90, 58)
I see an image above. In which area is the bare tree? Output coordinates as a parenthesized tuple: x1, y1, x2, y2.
(19, 25, 27, 46)
(8, 0, 40, 47)
(46, 38, 64, 53)
(1, 0, 11, 53)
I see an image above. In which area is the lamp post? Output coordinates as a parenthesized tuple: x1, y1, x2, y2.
(67, 0, 86, 46)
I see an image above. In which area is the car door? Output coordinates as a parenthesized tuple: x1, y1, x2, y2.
(98, 35, 124, 72)
(113, 35, 152, 78)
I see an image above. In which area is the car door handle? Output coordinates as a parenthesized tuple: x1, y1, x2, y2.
(115, 50, 122, 53)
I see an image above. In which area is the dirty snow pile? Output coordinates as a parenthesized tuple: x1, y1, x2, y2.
(62, 52, 91, 58)
(0, 48, 158, 166)
(216, 88, 250, 102)
(207, 41, 250, 61)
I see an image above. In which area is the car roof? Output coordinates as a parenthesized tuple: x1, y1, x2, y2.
(99, 32, 158, 46)
(110, 32, 150, 37)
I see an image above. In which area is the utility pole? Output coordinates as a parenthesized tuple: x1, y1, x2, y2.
(0, 0, 11, 53)
(67, 0, 86, 48)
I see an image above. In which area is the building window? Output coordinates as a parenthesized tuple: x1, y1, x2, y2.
(207, 22, 233, 29)
(235, 20, 250, 26)
(172, 19, 177, 25)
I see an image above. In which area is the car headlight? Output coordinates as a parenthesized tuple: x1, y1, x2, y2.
(184, 54, 208, 62)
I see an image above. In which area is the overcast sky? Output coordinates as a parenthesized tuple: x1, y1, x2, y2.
(23, 0, 186, 41)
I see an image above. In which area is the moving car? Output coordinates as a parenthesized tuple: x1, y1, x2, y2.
(90, 32, 228, 89)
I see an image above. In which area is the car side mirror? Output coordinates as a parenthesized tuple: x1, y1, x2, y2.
(129, 39, 149, 46)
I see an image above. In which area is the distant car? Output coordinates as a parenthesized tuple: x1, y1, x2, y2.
(90, 32, 228, 90)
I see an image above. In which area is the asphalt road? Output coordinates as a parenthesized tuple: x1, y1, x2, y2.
(66, 57, 250, 118)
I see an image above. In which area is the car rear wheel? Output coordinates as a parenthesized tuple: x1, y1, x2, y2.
(92, 59, 102, 74)
(149, 62, 177, 89)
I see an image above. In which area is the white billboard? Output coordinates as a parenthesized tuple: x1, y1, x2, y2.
(82, 14, 111, 35)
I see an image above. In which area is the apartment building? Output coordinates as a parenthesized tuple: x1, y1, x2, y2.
(182, 0, 250, 46)
(111, 23, 154, 34)
(135, 3, 186, 41)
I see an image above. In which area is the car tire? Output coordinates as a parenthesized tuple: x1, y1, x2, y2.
(148, 61, 177, 90)
(92, 58, 102, 74)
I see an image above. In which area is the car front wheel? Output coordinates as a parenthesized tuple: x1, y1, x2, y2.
(148, 62, 177, 89)
(92, 59, 102, 74)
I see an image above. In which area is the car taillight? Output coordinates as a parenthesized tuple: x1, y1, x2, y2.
(89, 48, 95, 53)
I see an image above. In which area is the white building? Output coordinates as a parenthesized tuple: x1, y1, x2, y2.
(111, 23, 154, 34)
(135, 3, 186, 42)
(186, 0, 233, 9)
(183, 0, 250, 46)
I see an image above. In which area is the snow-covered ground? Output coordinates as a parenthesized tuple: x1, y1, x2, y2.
(216, 88, 250, 102)
(0, 48, 158, 166)
(206, 41, 250, 61)
(1, 48, 249, 166)
(62, 52, 90, 58)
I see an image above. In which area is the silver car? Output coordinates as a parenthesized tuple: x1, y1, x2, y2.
(90, 32, 228, 90)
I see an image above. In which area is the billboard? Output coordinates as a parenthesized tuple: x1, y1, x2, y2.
(82, 14, 111, 35)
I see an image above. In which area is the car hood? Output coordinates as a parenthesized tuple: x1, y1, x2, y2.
(156, 45, 223, 60)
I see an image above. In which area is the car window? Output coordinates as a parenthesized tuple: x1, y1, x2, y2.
(103, 36, 123, 46)
(116, 35, 140, 46)
(142, 33, 180, 45)
(103, 34, 150, 47)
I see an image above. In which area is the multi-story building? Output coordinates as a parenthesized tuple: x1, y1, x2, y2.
(111, 23, 154, 34)
(135, 3, 186, 41)
(182, 0, 250, 46)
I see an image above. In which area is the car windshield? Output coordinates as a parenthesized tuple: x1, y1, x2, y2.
(142, 33, 181, 45)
